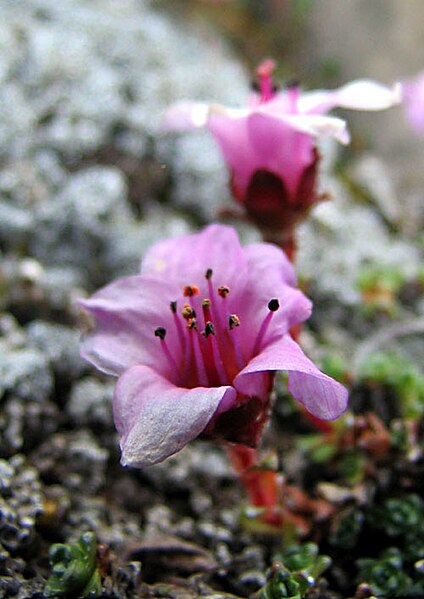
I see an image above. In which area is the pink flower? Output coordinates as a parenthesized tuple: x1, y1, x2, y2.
(401, 71, 424, 133)
(163, 61, 400, 242)
(79, 224, 348, 467)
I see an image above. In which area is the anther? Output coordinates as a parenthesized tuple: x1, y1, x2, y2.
(183, 285, 200, 297)
(204, 321, 215, 337)
(182, 304, 196, 320)
(170, 301, 177, 314)
(268, 298, 280, 312)
(154, 327, 166, 340)
(251, 298, 280, 357)
(229, 314, 240, 329)
(205, 268, 213, 280)
(218, 285, 230, 298)
(187, 317, 197, 330)
(202, 298, 211, 308)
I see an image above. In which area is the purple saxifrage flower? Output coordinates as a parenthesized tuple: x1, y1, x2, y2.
(79, 224, 348, 467)
(163, 61, 400, 246)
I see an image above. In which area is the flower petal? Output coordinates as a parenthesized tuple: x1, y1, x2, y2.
(243, 241, 297, 287)
(208, 111, 259, 196)
(113, 364, 237, 467)
(79, 275, 179, 378)
(260, 112, 350, 145)
(141, 223, 248, 297)
(236, 243, 312, 357)
(162, 101, 210, 131)
(234, 335, 348, 420)
(300, 80, 401, 114)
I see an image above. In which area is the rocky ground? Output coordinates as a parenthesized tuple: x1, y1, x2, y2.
(1, 2, 423, 598)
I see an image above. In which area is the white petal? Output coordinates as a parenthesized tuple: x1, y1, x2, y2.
(333, 79, 402, 111)
(162, 101, 210, 131)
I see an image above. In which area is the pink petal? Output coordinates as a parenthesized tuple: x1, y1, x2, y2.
(79, 275, 179, 378)
(246, 111, 314, 195)
(234, 335, 348, 420)
(207, 111, 259, 196)
(236, 244, 312, 357)
(113, 364, 237, 467)
(243, 242, 297, 287)
(141, 223, 248, 297)
(162, 101, 210, 131)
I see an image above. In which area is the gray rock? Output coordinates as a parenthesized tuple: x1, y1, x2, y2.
(27, 319, 86, 381)
(0, 339, 53, 403)
(297, 161, 421, 305)
(67, 377, 114, 430)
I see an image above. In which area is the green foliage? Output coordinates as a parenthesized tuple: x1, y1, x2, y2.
(45, 532, 102, 598)
(254, 543, 331, 598)
(330, 509, 364, 550)
(358, 351, 424, 418)
(357, 548, 416, 598)
(321, 353, 349, 384)
(356, 264, 405, 315)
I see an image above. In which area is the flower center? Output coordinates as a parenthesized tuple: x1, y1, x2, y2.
(154, 269, 280, 389)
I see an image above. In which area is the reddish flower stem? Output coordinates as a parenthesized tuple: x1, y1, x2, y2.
(226, 443, 283, 526)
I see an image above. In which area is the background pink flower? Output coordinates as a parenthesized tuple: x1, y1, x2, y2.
(79, 225, 348, 467)
(401, 71, 424, 133)
(163, 65, 400, 251)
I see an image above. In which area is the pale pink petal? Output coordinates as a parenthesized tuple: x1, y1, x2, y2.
(79, 276, 179, 378)
(113, 364, 237, 467)
(401, 73, 424, 133)
(236, 243, 312, 356)
(141, 223, 248, 297)
(207, 112, 259, 196)
(162, 101, 210, 131)
(234, 335, 348, 420)
(300, 80, 401, 114)
(259, 112, 350, 144)
(243, 242, 297, 287)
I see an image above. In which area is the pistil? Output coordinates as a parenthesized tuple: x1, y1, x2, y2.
(256, 58, 276, 103)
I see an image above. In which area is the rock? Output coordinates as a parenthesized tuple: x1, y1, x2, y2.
(27, 320, 86, 382)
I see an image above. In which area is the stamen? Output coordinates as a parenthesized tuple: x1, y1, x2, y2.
(204, 321, 228, 385)
(183, 285, 200, 297)
(188, 319, 209, 386)
(251, 299, 280, 357)
(256, 58, 276, 103)
(228, 314, 245, 370)
(218, 285, 230, 298)
(170, 301, 186, 354)
(206, 270, 221, 332)
(154, 327, 180, 379)
(202, 298, 212, 327)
